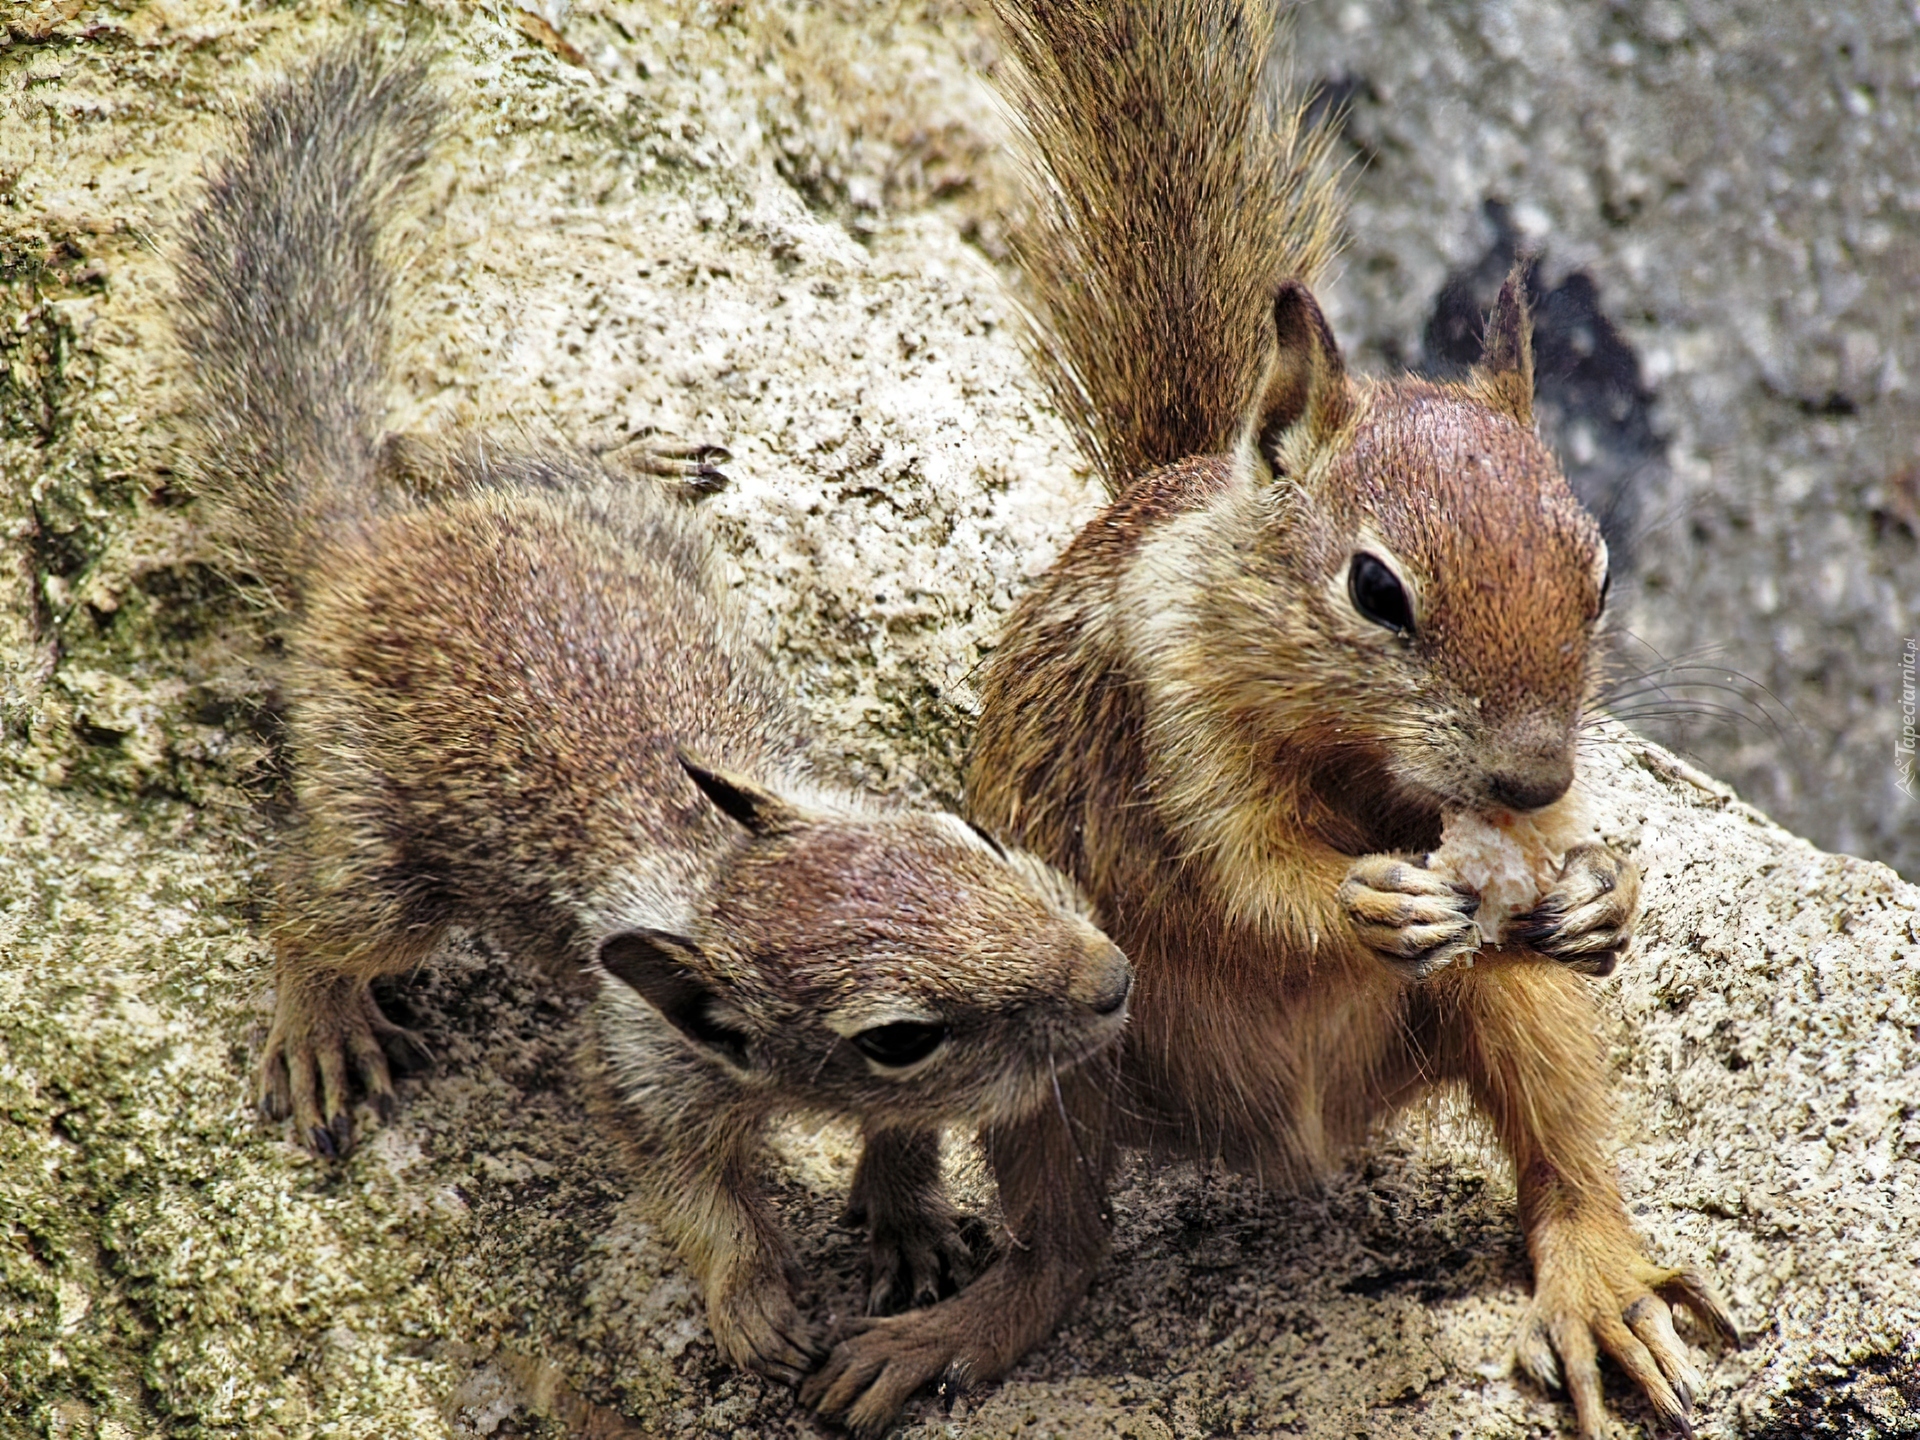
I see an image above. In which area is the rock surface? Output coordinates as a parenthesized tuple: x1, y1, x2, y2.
(2, 3, 1916, 1438)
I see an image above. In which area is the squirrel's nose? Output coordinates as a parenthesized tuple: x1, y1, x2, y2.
(1485, 764, 1573, 813)
(1073, 939, 1132, 1016)
(1485, 717, 1575, 813)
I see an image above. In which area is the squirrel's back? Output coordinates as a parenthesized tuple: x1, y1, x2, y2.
(288, 451, 804, 941)
(174, 45, 801, 949)
(176, 38, 438, 601)
(990, 0, 1345, 492)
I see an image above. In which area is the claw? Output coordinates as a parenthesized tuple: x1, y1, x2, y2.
(706, 1256, 821, 1382)
(602, 433, 734, 495)
(1341, 852, 1484, 980)
(373, 1019, 434, 1076)
(865, 1209, 979, 1317)
(1657, 1269, 1743, 1349)
(1514, 1314, 1561, 1390)
(258, 980, 425, 1158)
(1568, 949, 1624, 978)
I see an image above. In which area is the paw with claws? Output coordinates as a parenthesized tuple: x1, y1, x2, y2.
(1340, 853, 1483, 979)
(255, 978, 431, 1158)
(802, 1306, 965, 1438)
(844, 1191, 983, 1317)
(1509, 842, 1640, 977)
(1516, 1245, 1739, 1439)
(602, 431, 732, 496)
(705, 1248, 825, 1385)
(842, 1128, 984, 1316)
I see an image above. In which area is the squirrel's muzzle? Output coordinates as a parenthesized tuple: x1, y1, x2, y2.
(1483, 717, 1577, 813)
(1486, 763, 1573, 814)
(1071, 939, 1133, 1017)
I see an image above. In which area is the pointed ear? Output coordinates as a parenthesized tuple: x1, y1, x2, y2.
(600, 929, 752, 1069)
(1255, 281, 1354, 462)
(1472, 262, 1535, 426)
(677, 749, 804, 836)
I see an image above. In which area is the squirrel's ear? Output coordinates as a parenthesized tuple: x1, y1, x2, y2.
(600, 929, 753, 1069)
(677, 749, 804, 836)
(1472, 262, 1535, 427)
(1256, 281, 1353, 464)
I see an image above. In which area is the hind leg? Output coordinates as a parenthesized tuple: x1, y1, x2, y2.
(599, 430, 731, 496)
(253, 840, 441, 1157)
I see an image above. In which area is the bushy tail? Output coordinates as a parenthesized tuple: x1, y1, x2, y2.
(986, 0, 1346, 494)
(176, 39, 439, 601)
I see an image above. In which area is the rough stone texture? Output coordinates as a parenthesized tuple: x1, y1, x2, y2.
(1286, 0, 1920, 880)
(1, 3, 1916, 1438)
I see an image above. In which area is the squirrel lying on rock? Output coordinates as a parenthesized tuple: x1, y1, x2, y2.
(174, 41, 1131, 1380)
(807, 1, 1738, 1435)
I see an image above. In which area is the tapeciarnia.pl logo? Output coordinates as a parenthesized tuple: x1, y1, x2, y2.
(1899, 638, 1917, 799)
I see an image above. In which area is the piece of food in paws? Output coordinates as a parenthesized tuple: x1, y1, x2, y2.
(1426, 791, 1599, 950)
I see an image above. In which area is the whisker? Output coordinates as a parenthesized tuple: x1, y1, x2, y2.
(1602, 668, 1784, 697)
(1602, 704, 1771, 730)
(1589, 632, 1805, 752)
(1602, 704, 1711, 731)
(1600, 673, 1774, 704)
(1604, 698, 1777, 723)
(1602, 633, 1797, 699)
(808, 1037, 841, 1087)
(1602, 697, 1772, 723)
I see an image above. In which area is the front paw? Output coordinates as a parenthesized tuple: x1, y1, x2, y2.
(255, 980, 430, 1158)
(1509, 843, 1640, 976)
(847, 1195, 984, 1317)
(803, 1309, 961, 1439)
(1340, 853, 1482, 980)
(1516, 1250, 1739, 1439)
(602, 430, 731, 496)
(706, 1252, 824, 1385)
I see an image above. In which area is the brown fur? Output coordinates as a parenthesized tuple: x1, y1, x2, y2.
(176, 44, 1133, 1383)
(805, 4, 1736, 1436)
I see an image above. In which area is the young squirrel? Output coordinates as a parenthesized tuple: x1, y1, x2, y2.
(175, 41, 1131, 1381)
(807, 2, 1738, 1436)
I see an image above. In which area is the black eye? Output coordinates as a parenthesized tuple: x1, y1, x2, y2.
(849, 1021, 949, 1069)
(1349, 552, 1414, 633)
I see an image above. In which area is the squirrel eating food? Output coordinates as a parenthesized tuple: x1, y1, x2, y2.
(805, 3, 1737, 1437)
(174, 40, 1131, 1382)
